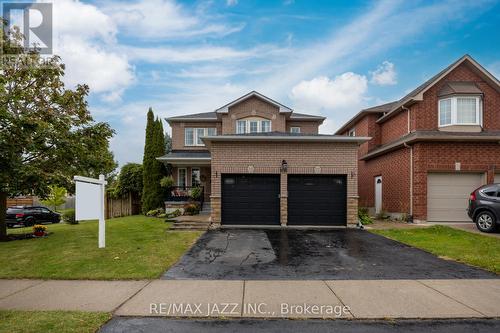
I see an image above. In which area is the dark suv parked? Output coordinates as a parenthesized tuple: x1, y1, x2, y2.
(468, 184, 500, 233)
(6, 206, 61, 228)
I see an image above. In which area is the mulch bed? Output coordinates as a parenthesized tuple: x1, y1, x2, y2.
(5, 232, 53, 241)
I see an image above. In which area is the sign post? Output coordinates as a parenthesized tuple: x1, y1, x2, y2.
(74, 174, 107, 248)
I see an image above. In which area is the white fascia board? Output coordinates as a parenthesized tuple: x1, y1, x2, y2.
(215, 91, 293, 113)
(202, 135, 371, 144)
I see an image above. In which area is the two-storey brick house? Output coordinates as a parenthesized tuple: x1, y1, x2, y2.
(159, 91, 369, 227)
(336, 55, 500, 222)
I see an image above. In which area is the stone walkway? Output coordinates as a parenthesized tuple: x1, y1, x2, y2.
(1, 279, 499, 319)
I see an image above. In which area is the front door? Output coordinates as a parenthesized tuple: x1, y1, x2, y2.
(375, 176, 382, 214)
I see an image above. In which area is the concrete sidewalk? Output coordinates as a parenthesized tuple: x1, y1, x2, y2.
(1, 279, 499, 319)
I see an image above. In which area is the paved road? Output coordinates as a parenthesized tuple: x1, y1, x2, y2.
(99, 318, 500, 333)
(163, 229, 496, 279)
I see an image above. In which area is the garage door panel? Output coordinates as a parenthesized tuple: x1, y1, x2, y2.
(495, 174, 500, 183)
(427, 173, 484, 222)
(222, 174, 280, 225)
(288, 175, 347, 226)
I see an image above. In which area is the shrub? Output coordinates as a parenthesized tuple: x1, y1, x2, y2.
(146, 208, 165, 217)
(160, 176, 175, 188)
(63, 209, 78, 224)
(358, 207, 373, 225)
(166, 209, 182, 219)
(157, 213, 167, 218)
(190, 186, 202, 200)
(184, 203, 200, 216)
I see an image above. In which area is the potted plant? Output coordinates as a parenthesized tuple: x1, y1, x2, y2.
(32, 225, 47, 237)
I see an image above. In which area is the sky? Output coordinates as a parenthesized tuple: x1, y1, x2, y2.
(7, 0, 500, 166)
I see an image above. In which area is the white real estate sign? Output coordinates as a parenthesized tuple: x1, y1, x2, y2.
(74, 175, 107, 248)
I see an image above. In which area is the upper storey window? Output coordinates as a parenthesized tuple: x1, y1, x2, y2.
(236, 118, 272, 134)
(185, 128, 217, 146)
(438, 96, 482, 127)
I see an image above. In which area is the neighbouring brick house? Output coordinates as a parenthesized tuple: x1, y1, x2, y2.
(336, 55, 500, 222)
(158, 91, 369, 227)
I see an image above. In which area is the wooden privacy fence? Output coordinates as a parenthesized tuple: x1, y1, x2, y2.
(7, 196, 34, 207)
(105, 193, 141, 219)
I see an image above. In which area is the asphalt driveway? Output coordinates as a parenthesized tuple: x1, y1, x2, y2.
(163, 229, 496, 280)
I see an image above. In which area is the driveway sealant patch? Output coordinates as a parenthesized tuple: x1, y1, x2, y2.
(162, 229, 496, 280)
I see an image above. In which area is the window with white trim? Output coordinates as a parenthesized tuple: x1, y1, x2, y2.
(178, 168, 187, 187)
(184, 128, 194, 145)
(191, 168, 201, 186)
(237, 120, 246, 134)
(261, 120, 271, 132)
(184, 128, 217, 146)
(249, 120, 259, 133)
(438, 96, 482, 127)
(290, 127, 300, 133)
(196, 128, 205, 145)
(348, 128, 356, 137)
(235, 118, 272, 134)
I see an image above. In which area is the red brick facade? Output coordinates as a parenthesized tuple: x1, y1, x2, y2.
(169, 96, 323, 151)
(209, 141, 360, 226)
(339, 57, 500, 221)
(412, 142, 500, 219)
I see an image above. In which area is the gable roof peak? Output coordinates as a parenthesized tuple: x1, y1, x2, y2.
(376, 54, 500, 123)
(214, 91, 293, 113)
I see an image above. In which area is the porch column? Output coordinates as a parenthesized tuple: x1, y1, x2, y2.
(280, 172, 287, 226)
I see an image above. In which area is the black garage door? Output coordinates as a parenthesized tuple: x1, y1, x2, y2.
(288, 175, 347, 226)
(221, 174, 280, 225)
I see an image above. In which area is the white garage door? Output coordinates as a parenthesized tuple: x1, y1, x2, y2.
(495, 174, 500, 183)
(427, 173, 484, 222)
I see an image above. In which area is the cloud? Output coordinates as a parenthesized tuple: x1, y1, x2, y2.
(290, 73, 368, 111)
(259, 0, 492, 96)
(39, 0, 135, 101)
(104, 0, 243, 39)
(226, 0, 238, 6)
(370, 61, 397, 85)
(124, 45, 254, 63)
(85, 0, 495, 164)
(57, 37, 134, 95)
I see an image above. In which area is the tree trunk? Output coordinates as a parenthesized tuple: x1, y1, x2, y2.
(0, 191, 7, 241)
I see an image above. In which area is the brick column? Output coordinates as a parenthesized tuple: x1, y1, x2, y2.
(210, 196, 221, 228)
(347, 196, 358, 226)
(280, 172, 287, 226)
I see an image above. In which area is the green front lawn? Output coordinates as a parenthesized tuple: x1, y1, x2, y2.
(372, 225, 500, 274)
(1, 216, 202, 280)
(0, 310, 110, 333)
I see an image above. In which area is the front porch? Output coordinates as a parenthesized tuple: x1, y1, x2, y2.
(157, 150, 212, 213)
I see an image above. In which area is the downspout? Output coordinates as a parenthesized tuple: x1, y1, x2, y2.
(404, 142, 413, 221)
(403, 106, 413, 222)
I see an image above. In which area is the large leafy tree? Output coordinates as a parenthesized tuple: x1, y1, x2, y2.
(108, 163, 143, 199)
(0, 23, 117, 240)
(141, 110, 166, 213)
(40, 185, 67, 212)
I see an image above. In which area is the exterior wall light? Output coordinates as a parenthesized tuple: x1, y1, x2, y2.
(281, 160, 288, 173)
